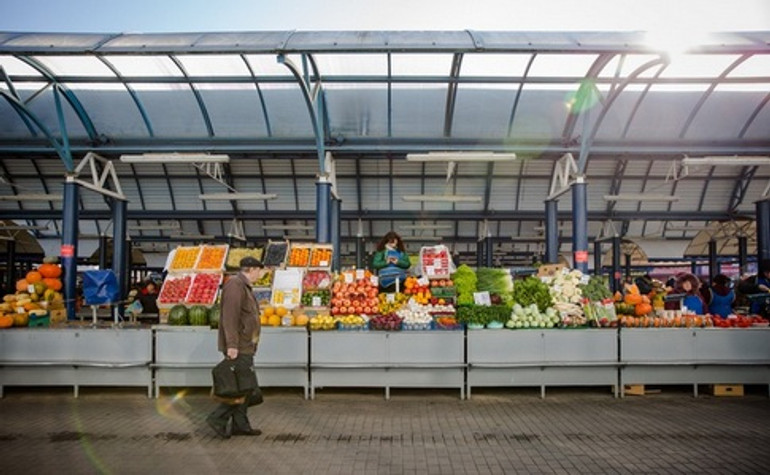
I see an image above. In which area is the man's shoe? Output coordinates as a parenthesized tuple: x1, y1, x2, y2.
(232, 428, 262, 436)
(206, 416, 230, 439)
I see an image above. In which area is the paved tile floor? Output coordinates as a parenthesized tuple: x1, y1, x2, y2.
(1, 385, 769, 474)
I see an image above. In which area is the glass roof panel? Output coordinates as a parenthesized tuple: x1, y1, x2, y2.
(33, 55, 114, 77)
(622, 87, 704, 140)
(657, 54, 743, 78)
(390, 53, 454, 76)
(243, 54, 294, 77)
(452, 83, 516, 138)
(728, 54, 770, 78)
(313, 53, 387, 76)
(324, 83, 388, 138)
(195, 85, 268, 137)
(131, 88, 208, 137)
(60, 83, 150, 137)
(509, 84, 575, 138)
(259, 87, 315, 137)
(597, 54, 662, 78)
(102, 55, 184, 77)
(0, 55, 45, 76)
(527, 53, 598, 78)
(390, 83, 446, 137)
(459, 53, 532, 77)
(175, 54, 251, 77)
(685, 87, 770, 140)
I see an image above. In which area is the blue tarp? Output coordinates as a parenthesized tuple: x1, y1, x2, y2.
(82, 270, 120, 305)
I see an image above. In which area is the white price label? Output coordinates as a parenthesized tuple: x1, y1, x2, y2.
(386, 293, 395, 303)
(425, 266, 436, 276)
(417, 276, 430, 287)
(355, 269, 365, 280)
(319, 260, 328, 267)
(433, 258, 442, 267)
(312, 296, 322, 307)
(473, 291, 492, 306)
(370, 275, 379, 287)
(344, 272, 354, 284)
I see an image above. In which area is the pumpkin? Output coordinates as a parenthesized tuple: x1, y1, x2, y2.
(16, 278, 29, 292)
(634, 302, 653, 316)
(624, 293, 643, 305)
(43, 278, 62, 291)
(39, 263, 62, 279)
(26, 271, 42, 284)
(0, 315, 13, 328)
(13, 313, 29, 327)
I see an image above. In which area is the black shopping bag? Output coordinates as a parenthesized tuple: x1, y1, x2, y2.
(211, 357, 257, 399)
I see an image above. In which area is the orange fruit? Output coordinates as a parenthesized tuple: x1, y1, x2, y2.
(276, 306, 288, 317)
(263, 306, 275, 317)
(268, 315, 281, 326)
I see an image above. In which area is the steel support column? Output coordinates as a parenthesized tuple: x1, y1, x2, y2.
(545, 200, 559, 264)
(355, 236, 365, 269)
(62, 177, 78, 320)
(316, 177, 332, 244)
(593, 241, 602, 276)
(330, 197, 341, 271)
(99, 234, 109, 269)
(5, 239, 16, 295)
(757, 199, 770, 263)
(476, 239, 484, 269)
(112, 199, 128, 318)
(738, 235, 748, 275)
(708, 240, 718, 284)
(571, 177, 589, 274)
(485, 235, 493, 268)
(612, 236, 622, 293)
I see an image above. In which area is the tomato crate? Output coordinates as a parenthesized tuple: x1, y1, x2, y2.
(157, 273, 194, 305)
(185, 272, 222, 305)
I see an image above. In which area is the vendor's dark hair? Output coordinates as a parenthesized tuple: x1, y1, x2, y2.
(376, 231, 405, 252)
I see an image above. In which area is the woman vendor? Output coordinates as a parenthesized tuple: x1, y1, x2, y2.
(372, 231, 411, 292)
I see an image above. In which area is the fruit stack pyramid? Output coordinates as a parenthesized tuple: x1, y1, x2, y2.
(0, 257, 66, 328)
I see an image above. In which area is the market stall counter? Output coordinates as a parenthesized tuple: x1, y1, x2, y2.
(309, 329, 465, 400)
(0, 325, 153, 397)
(153, 326, 309, 398)
(619, 327, 770, 397)
(467, 329, 620, 399)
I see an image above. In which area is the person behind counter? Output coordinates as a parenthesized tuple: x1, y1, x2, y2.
(674, 272, 707, 315)
(137, 281, 159, 315)
(706, 274, 735, 318)
(737, 260, 770, 315)
(372, 231, 411, 292)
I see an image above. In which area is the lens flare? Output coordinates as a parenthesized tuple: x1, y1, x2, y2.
(154, 389, 191, 422)
(565, 80, 600, 115)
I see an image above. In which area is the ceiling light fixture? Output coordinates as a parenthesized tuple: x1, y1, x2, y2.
(402, 195, 482, 203)
(682, 156, 770, 166)
(406, 152, 517, 162)
(399, 223, 453, 230)
(603, 194, 679, 202)
(120, 153, 230, 164)
(199, 192, 277, 201)
(0, 193, 63, 201)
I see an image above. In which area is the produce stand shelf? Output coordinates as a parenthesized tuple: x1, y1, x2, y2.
(0, 327, 153, 397)
(153, 326, 309, 398)
(619, 328, 770, 397)
(467, 329, 619, 399)
(309, 330, 465, 400)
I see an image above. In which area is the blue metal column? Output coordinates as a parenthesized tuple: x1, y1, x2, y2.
(485, 235, 493, 268)
(757, 199, 770, 263)
(330, 197, 341, 271)
(476, 239, 484, 268)
(355, 236, 365, 269)
(593, 240, 602, 276)
(99, 234, 109, 269)
(545, 200, 559, 264)
(316, 177, 332, 244)
(708, 240, 718, 283)
(5, 239, 16, 295)
(62, 176, 79, 320)
(611, 236, 622, 293)
(112, 199, 128, 317)
(738, 235, 748, 275)
(571, 177, 589, 274)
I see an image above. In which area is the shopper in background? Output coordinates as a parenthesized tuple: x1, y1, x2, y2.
(674, 272, 706, 315)
(372, 231, 411, 292)
(206, 256, 264, 439)
(137, 281, 159, 316)
(737, 260, 770, 316)
(706, 274, 735, 318)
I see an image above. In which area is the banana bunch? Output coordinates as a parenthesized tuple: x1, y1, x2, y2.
(378, 292, 409, 314)
(309, 315, 337, 331)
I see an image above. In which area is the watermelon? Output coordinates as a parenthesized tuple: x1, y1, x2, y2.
(168, 304, 189, 326)
(188, 305, 209, 326)
(208, 304, 221, 329)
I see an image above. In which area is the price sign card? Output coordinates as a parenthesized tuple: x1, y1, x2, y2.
(473, 291, 492, 306)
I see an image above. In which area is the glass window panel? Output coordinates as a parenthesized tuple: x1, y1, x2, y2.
(658, 54, 742, 78)
(460, 53, 533, 77)
(391, 83, 446, 137)
(60, 83, 150, 137)
(729, 54, 770, 78)
(33, 55, 113, 76)
(313, 53, 387, 76)
(324, 83, 388, 138)
(196, 85, 268, 137)
(132, 89, 207, 137)
(598, 54, 662, 78)
(259, 87, 314, 137)
(175, 54, 250, 77)
(622, 86, 703, 140)
(391, 54, 454, 76)
(684, 87, 766, 140)
(527, 54, 598, 78)
(508, 84, 574, 138)
(452, 84, 516, 138)
(102, 55, 184, 77)
(244, 54, 294, 77)
(0, 55, 45, 76)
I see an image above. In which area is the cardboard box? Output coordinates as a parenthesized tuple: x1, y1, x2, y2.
(711, 384, 744, 397)
(537, 263, 566, 278)
(624, 384, 646, 396)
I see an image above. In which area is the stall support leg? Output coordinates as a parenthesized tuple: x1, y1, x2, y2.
(540, 385, 546, 399)
(385, 386, 390, 401)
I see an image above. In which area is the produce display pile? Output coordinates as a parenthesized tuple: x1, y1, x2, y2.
(0, 258, 66, 328)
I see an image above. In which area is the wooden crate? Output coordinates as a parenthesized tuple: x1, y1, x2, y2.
(624, 384, 646, 396)
(710, 384, 744, 397)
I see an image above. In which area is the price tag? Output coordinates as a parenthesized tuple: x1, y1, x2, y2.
(386, 293, 396, 303)
(473, 291, 491, 306)
(417, 276, 430, 287)
(580, 274, 590, 285)
(312, 296, 322, 307)
(344, 272, 354, 284)
(28, 285, 36, 294)
(355, 269, 365, 280)
(425, 266, 436, 277)
(319, 260, 328, 267)
(370, 275, 379, 287)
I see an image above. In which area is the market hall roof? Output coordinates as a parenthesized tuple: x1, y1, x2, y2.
(0, 30, 769, 263)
